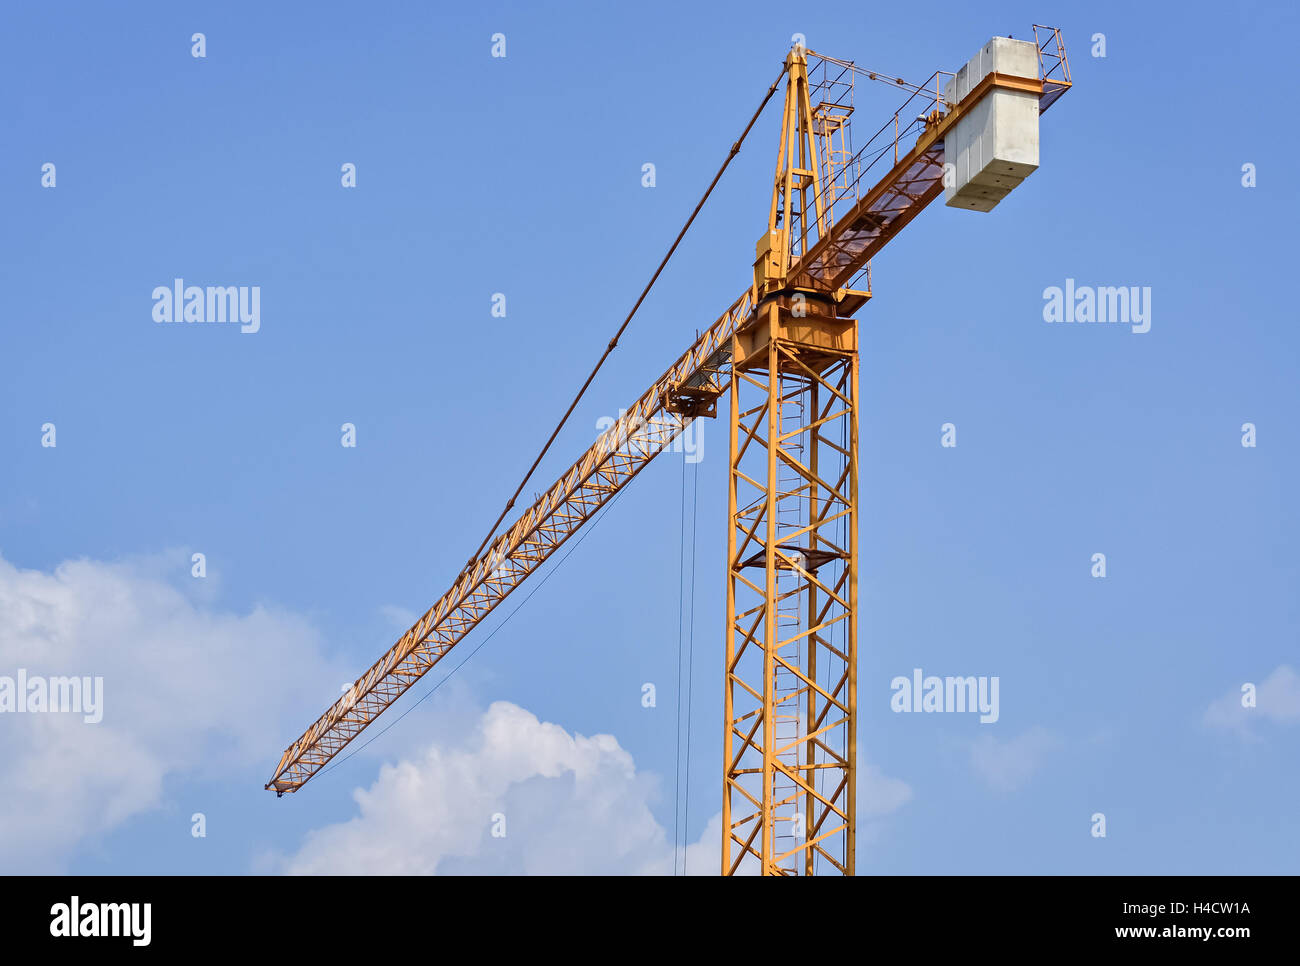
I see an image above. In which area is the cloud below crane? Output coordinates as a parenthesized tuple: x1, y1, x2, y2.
(276, 700, 915, 875)
(0, 552, 913, 874)
(0, 551, 344, 871)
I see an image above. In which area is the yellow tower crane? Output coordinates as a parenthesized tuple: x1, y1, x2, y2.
(266, 26, 1072, 877)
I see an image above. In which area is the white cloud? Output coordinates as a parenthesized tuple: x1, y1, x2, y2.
(282, 701, 705, 875)
(281, 701, 913, 875)
(861, 759, 914, 818)
(967, 726, 1060, 793)
(1205, 665, 1300, 738)
(0, 551, 913, 875)
(0, 552, 343, 871)
(377, 604, 417, 631)
(851, 758, 915, 849)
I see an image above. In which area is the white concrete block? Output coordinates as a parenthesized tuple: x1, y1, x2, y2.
(943, 37, 1040, 212)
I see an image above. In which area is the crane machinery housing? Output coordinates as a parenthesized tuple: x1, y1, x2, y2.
(266, 25, 1073, 877)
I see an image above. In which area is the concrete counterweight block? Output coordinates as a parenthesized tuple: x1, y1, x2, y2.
(943, 37, 1040, 212)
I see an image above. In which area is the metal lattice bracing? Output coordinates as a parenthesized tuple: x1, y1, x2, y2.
(723, 310, 858, 875)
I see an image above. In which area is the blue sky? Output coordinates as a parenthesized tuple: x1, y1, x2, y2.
(1, 0, 1297, 874)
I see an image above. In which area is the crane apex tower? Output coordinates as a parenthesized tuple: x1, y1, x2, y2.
(944, 37, 1042, 212)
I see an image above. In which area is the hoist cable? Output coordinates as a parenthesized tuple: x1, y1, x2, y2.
(464, 63, 788, 571)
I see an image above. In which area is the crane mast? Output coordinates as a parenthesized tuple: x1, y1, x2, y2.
(266, 27, 1072, 877)
(721, 46, 861, 876)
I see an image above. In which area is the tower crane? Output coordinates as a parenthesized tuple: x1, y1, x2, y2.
(266, 25, 1072, 876)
